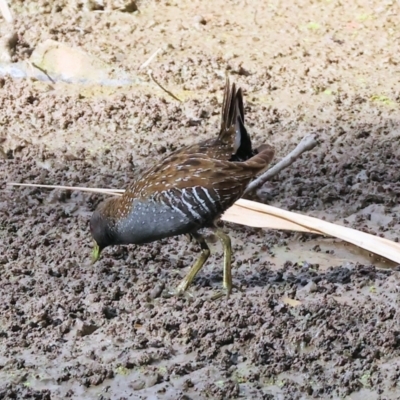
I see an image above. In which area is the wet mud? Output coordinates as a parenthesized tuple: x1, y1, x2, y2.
(1, 0, 400, 398)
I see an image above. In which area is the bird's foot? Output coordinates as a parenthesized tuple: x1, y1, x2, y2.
(210, 284, 243, 300)
(163, 281, 195, 301)
(209, 283, 243, 301)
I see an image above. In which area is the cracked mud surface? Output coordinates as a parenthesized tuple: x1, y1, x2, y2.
(1, 0, 400, 398)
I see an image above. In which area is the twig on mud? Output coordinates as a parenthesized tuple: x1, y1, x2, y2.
(253, 8, 259, 26)
(244, 133, 319, 195)
(28, 61, 56, 84)
(0, 0, 13, 23)
(148, 70, 182, 102)
(139, 48, 161, 70)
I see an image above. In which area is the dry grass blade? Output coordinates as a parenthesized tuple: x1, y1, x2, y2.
(148, 70, 182, 102)
(7, 181, 400, 265)
(221, 201, 321, 233)
(0, 0, 13, 23)
(7, 182, 124, 196)
(234, 199, 400, 264)
(139, 48, 161, 70)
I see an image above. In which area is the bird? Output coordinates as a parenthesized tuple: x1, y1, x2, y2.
(90, 78, 275, 299)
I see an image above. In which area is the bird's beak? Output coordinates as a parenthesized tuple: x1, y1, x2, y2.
(91, 242, 102, 264)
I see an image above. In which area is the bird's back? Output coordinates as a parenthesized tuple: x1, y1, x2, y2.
(114, 79, 274, 244)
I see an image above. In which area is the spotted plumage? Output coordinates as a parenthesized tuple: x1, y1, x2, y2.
(90, 78, 275, 298)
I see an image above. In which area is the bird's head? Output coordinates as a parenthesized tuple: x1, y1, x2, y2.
(90, 197, 120, 263)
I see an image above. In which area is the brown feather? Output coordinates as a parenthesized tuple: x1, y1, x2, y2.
(117, 144, 274, 216)
(90, 78, 275, 255)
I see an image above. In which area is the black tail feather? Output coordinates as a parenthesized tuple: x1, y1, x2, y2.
(219, 78, 260, 162)
(232, 112, 253, 161)
(220, 78, 237, 142)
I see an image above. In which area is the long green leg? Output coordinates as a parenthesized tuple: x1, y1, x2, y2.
(175, 232, 210, 295)
(211, 228, 233, 300)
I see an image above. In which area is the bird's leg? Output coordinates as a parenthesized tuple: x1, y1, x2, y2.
(210, 227, 243, 300)
(210, 228, 233, 300)
(174, 232, 210, 295)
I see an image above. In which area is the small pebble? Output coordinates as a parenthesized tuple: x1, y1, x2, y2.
(193, 15, 207, 25)
(130, 379, 146, 390)
(146, 373, 161, 388)
(302, 281, 318, 294)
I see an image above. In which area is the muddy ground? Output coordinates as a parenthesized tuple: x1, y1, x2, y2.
(1, 0, 400, 399)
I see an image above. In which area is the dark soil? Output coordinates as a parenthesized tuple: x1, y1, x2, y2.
(1, 0, 400, 398)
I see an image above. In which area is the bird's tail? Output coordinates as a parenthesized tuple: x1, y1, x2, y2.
(219, 78, 253, 161)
